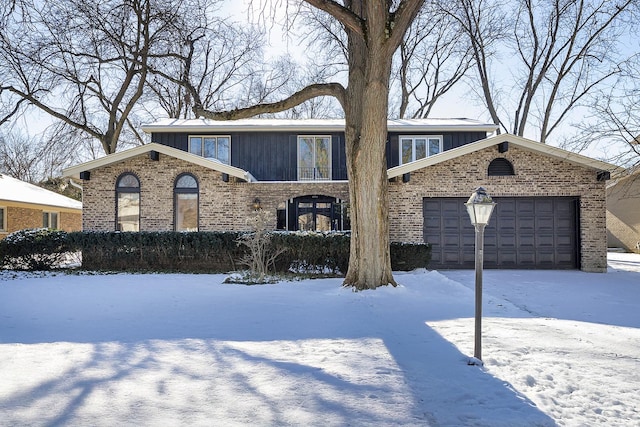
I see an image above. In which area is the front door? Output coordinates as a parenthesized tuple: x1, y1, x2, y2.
(285, 195, 349, 231)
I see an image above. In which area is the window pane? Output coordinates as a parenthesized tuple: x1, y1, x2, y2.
(176, 193, 198, 231)
(203, 137, 216, 159)
(117, 174, 139, 188)
(415, 139, 427, 160)
(176, 174, 197, 189)
(0, 208, 4, 230)
(298, 137, 314, 180)
(43, 212, 49, 228)
(217, 137, 230, 164)
(189, 137, 202, 156)
(316, 214, 331, 231)
(51, 212, 58, 229)
(401, 139, 413, 164)
(298, 212, 314, 231)
(118, 193, 140, 231)
(315, 137, 330, 179)
(429, 138, 441, 156)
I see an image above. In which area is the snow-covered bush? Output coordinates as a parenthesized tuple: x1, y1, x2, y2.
(0, 228, 73, 271)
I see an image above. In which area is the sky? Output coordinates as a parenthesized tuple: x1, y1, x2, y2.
(0, 251, 638, 426)
(219, 1, 638, 166)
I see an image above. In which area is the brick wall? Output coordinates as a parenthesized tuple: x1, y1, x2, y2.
(81, 145, 607, 272)
(0, 205, 82, 239)
(388, 145, 607, 272)
(81, 153, 349, 232)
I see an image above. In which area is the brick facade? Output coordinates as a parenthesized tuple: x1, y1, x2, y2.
(388, 145, 607, 272)
(80, 145, 607, 272)
(0, 205, 82, 239)
(81, 153, 349, 232)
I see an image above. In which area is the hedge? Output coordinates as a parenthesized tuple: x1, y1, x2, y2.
(1, 230, 431, 274)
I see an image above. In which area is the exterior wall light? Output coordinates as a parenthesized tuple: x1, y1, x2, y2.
(465, 187, 496, 364)
(252, 198, 261, 211)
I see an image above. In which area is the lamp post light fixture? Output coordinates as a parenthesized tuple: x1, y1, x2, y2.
(465, 187, 496, 364)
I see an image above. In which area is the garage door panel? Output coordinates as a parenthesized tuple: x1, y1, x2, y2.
(443, 217, 461, 229)
(497, 234, 516, 247)
(423, 197, 578, 269)
(497, 251, 517, 265)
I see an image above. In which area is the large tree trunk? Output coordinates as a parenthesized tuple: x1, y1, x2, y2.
(342, 5, 397, 290)
(191, 0, 425, 290)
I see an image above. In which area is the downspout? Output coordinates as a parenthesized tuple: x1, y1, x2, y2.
(69, 179, 83, 193)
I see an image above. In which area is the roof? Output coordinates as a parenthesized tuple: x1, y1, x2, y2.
(0, 174, 82, 210)
(141, 118, 499, 134)
(388, 133, 624, 179)
(62, 143, 256, 182)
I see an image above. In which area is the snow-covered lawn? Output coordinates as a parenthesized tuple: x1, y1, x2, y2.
(1, 253, 638, 426)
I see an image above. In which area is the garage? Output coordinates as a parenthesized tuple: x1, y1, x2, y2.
(423, 197, 580, 269)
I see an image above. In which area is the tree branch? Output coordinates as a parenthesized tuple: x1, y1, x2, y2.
(303, 0, 365, 37)
(193, 82, 346, 120)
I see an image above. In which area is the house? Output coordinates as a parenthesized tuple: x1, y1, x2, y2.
(606, 166, 640, 253)
(0, 173, 82, 238)
(62, 118, 621, 272)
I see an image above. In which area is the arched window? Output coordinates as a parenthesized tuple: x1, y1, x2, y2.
(488, 158, 515, 176)
(116, 173, 140, 231)
(175, 173, 199, 231)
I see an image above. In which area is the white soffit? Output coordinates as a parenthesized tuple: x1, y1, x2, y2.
(62, 143, 255, 182)
(141, 118, 499, 134)
(387, 133, 623, 178)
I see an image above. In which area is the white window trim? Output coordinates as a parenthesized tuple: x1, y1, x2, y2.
(399, 135, 443, 164)
(188, 135, 231, 164)
(297, 135, 332, 181)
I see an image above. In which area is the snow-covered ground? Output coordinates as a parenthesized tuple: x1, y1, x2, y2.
(0, 252, 638, 426)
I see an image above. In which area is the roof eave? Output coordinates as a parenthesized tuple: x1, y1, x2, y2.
(387, 133, 622, 179)
(62, 143, 254, 182)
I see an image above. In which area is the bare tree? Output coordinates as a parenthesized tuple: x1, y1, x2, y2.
(566, 70, 640, 168)
(445, 0, 510, 131)
(448, 0, 634, 143)
(393, 2, 474, 119)
(0, 124, 79, 183)
(182, 0, 425, 290)
(0, 0, 197, 154)
(147, 13, 269, 119)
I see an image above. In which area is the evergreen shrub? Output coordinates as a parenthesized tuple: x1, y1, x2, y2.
(0, 228, 74, 270)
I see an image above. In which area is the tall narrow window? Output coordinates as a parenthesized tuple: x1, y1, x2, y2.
(189, 136, 230, 164)
(116, 173, 140, 231)
(298, 136, 331, 180)
(174, 173, 199, 231)
(43, 212, 59, 229)
(400, 135, 442, 164)
(0, 207, 6, 232)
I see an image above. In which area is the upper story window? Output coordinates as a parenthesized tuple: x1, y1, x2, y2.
(189, 135, 230, 164)
(298, 136, 331, 181)
(174, 173, 199, 232)
(116, 173, 140, 231)
(43, 212, 59, 229)
(400, 135, 443, 164)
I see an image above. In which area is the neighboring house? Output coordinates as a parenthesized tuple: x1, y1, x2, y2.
(606, 166, 640, 253)
(0, 174, 82, 239)
(63, 118, 621, 272)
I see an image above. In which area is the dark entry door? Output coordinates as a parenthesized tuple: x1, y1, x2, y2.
(290, 196, 349, 231)
(423, 197, 579, 269)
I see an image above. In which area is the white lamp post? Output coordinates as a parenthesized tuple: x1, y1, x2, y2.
(465, 187, 496, 363)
